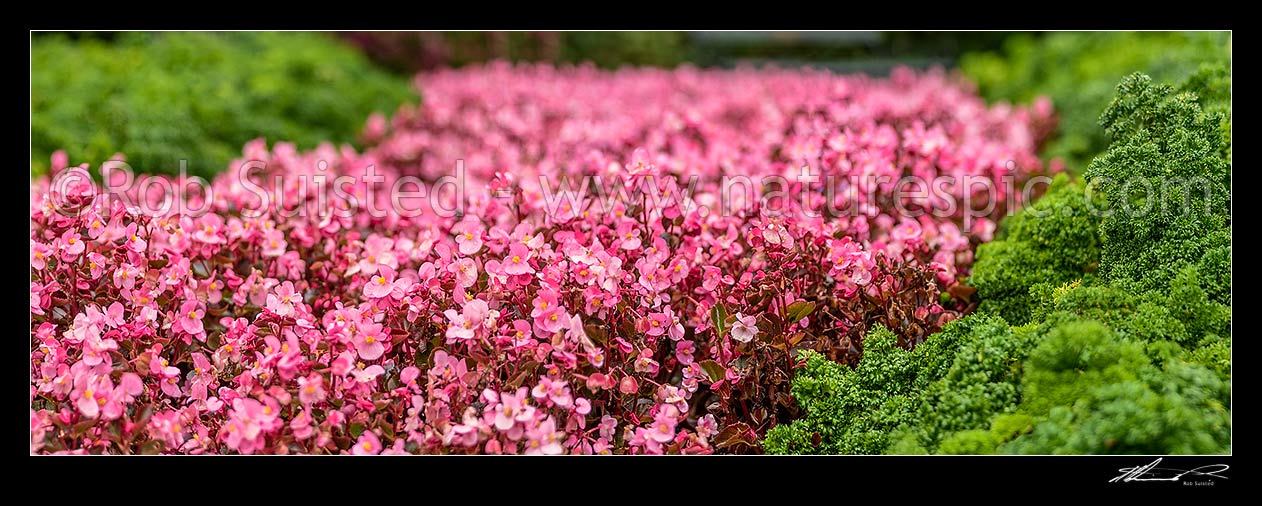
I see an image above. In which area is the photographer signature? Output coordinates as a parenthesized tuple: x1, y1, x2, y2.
(1110, 458, 1229, 483)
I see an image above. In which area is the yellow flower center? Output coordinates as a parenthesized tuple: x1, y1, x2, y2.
(364, 336, 375, 344)
(512, 256, 521, 263)
(187, 311, 197, 319)
(362, 441, 372, 451)
(83, 390, 94, 399)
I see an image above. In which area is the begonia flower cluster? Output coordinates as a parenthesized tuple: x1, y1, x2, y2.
(30, 63, 1053, 454)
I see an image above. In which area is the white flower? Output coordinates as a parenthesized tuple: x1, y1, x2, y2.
(730, 312, 758, 343)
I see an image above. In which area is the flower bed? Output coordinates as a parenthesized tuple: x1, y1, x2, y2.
(30, 64, 1053, 454)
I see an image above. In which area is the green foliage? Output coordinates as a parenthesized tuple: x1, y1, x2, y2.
(31, 32, 416, 177)
(935, 414, 1034, 455)
(558, 32, 689, 68)
(763, 326, 920, 455)
(765, 315, 1032, 455)
(1085, 71, 1232, 300)
(889, 316, 1036, 453)
(1018, 321, 1148, 416)
(970, 173, 1103, 324)
(1004, 361, 1230, 454)
(960, 31, 1230, 171)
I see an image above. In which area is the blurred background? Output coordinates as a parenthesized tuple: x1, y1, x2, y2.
(31, 31, 1231, 177)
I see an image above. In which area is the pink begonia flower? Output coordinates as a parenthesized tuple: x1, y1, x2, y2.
(81, 335, 118, 367)
(221, 398, 269, 454)
(104, 302, 125, 328)
(851, 267, 873, 286)
(117, 373, 144, 402)
(525, 418, 564, 455)
(177, 299, 206, 336)
(399, 366, 421, 389)
(502, 242, 535, 275)
(31, 242, 52, 270)
(189, 353, 215, 399)
(444, 298, 492, 343)
(574, 397, 592, 416)
(675, 340, 696, 365)
(266, 281, 299, 317)
(649, 404, 680, 444)
(291, 409, 314, 441)
(696, 414, 718, 444)
(353, 431, 382, 455)
(58, 229, 85, 261)
(71, 374, 112, 419)
(297, 374, 326, 405)
(357, 235, 397, 275)
(533, 306, 567, 337)
(453, 219, 485, 256)
(645, 311, 672, 337)
(448, 257, 479, 287)
(491, 387, 534, 430)
(159, 366, 183, 398)
(633, 349, 659, 375)
(350, 364, 386, 383)
(730, 312, 758, 343)
(81, 253, 108, 280)
(363, 267, 396, 299)
(532, 377, 573, 408)
(626, 147, 655, 176)
(123, 223, 147, 253)
(353, 321, 387, 360)
(261, 229, 287, 257)
(112, 262, 141, 290)
(331, 351, 355, 377)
